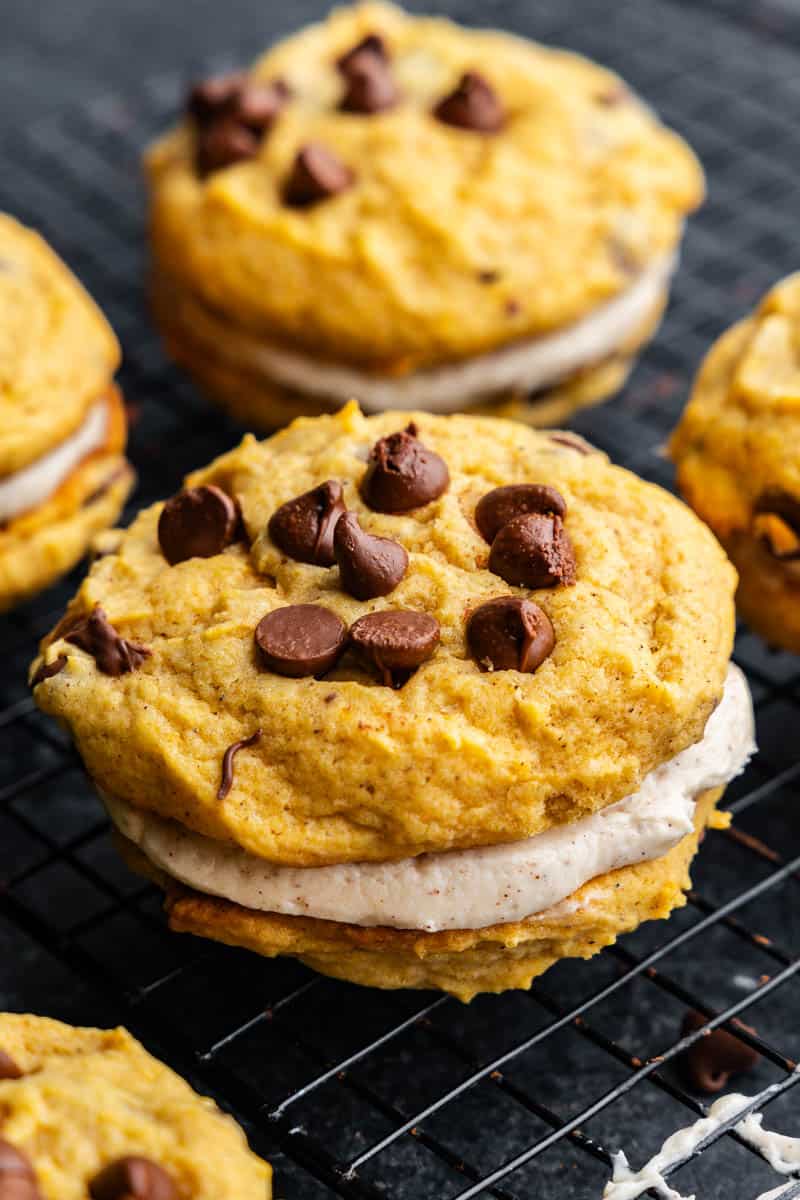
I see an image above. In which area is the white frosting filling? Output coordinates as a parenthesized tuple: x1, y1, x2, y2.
(0, 400, 109, 522)
(604, 1071, 800, 1200)
(187, 255, 674, 413)
(106, 665, 753, 933)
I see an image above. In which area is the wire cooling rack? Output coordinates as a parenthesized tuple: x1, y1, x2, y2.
(3, 1, 800, 1196)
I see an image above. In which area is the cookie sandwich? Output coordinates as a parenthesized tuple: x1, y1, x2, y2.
(0, 215, 134, 611)
(146, 2, 703, 430)
(32, 405, 753, 1001)
(671, 274, 800, 653)
(0, 1012, 272, 1198)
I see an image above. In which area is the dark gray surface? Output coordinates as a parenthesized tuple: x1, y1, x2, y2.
(3, 2, 800, 1199)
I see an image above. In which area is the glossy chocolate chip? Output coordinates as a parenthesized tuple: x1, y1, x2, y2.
(89, 1156, 177, 1200)
(337, 33, 388, 74)
(283, 143, 355, 207)
(334, 512, 408, 600)
(218, 729, 262, 802)
(467, 596, 555, 673)
(489, 513, 576, 589)
(228, 78, 290, 132)
(196, 117, 260, 176)
(340, 53, 398, 113)
(475, 484, 568, 544)
(679, 1010, 760, 1094)
(361, 424, 449, 513)
(268, 480, 346, 566)
(158, 484, 240, 565)
(30, 654, 68, 688)
(255, 605, 347, 677)
(433, 71, 505, 133)
(0, 1139, 40, 1200)
(65, 606, 150, 677)
(349, 610, 440, 686)
(0, 1051, 23, 1080)
(187, 71, 245, 124)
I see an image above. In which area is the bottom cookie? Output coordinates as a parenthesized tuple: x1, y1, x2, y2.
(126, 787, 725, 1003)
(151, 268, 666, 433)
(0, 1012, 272, 1199)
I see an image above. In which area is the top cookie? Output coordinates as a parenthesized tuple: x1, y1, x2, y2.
(32, 405, 736, 868)
(0, 1013, 271, 1199)
(671, 273, 800, 539)
(146, 1, 702, 370)
(0, 214, 120, 476)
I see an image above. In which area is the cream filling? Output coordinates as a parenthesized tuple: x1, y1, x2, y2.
(0, 400, 109, 522)
(603, 1072, 800, 1199)
(183, 255, 674, 413)
(106, 665, 753, 933)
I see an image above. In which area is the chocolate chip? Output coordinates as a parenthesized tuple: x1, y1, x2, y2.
(349, 610, 440, 686)
(283, 143, 355, 207)
(489, 513, 576, 589)
(334, 512, 408, 599)
(255, 605, 347, 677)
(0, 1051, 23, 1080)
(361, 425, 449, 513)
(679, 1010, 760, 1094)
(268, 480, 346, 566)
(196, 117, 260, 176)
(0, 1139, 40, 1200)
(158, 484, 240, 565)
(187, 71, 246, 124)
(475, 484, 568, 544)
(30, 654, 67, 688)
(65, 606, 150, 677)
(218, 730, 261, 801)
(337, 33, 388, 74)
(89, 1156, 177, 1200)
(433, 71, 505, 133)
(467, 596, 555, 673)
(340, 53, 398, 113)
(228, 78, 290, 132)
(549, 432, 596, 455)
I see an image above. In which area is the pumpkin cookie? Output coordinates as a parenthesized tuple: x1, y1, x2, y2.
(146, 2, 702, 429)
(0, 1012, 271, 1198)
(671, 273, 800, 652)
(32, 405, 752, 998)
(0, 215, 134, 610)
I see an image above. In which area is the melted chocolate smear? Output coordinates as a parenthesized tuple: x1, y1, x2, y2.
(218, 729, 262, 801)
(65, 606, 150, 677)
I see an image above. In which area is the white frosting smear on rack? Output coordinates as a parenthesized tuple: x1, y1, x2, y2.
(174, 255, 675, 413)
(603, 1073, 800, 1200)
(106, 665, 753, 932)
(0, 399, 109, 521)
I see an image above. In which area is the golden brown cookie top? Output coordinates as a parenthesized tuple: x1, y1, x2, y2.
(0, 1013, 271, 1199)
(146, 2, 703, 370)
(33, 405, 735, 867)
(0, 215, 120, 476)
(671, 273, 800, 555)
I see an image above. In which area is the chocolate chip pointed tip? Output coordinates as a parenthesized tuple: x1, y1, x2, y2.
(255, 604, 347, 677)
(268, 479, 345, 566)
(350, 610, 440, 686)
(187, 71, 246, 123)
(361, 426, 449, 513)
(283, 143, 355, 207)
(89, 1155, 177, 1200)
(475, 484, 568, 544)
(196, 117, 260, 176)
(339, 53, 398, 113)
(334, 512, 408, 600)
(488, 513, 576, 589)
(679, 1010, 760, 1094)
(158, 484, 240, 565)
(337, 33, 388, 74)
(433, 71, 505, 132)
(467, 596, 555, 673)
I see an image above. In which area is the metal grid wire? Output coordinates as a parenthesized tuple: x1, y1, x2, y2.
(2, 1, 800, 1196)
